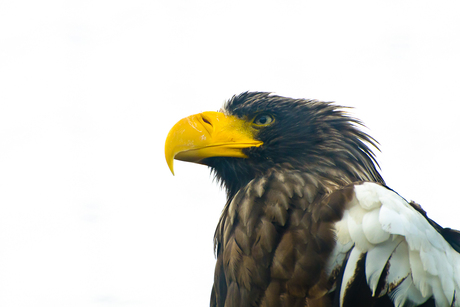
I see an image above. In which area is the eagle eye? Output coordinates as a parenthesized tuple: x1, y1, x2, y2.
(253, 114, 274, 126)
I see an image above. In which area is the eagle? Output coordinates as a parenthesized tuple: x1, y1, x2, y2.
(164, 92, 460, 307)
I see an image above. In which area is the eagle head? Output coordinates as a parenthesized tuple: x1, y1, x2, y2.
(165, 92, 383, 197)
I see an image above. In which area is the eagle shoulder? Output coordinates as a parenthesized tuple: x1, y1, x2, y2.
(328, 182, 460, 307)
(212, 173, 460, 307)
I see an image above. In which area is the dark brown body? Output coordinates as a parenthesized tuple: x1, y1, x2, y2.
(211, 168, 352, 307)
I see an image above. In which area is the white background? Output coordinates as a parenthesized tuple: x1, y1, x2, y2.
(1, 1, 459, 306)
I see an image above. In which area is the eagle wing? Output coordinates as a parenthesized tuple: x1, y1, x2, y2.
(212, 172, 460, 307)
(328, 182, 460, 307)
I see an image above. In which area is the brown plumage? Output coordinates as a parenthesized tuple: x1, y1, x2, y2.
(165, 92, 460, 307)
(212, 169, 351, 307)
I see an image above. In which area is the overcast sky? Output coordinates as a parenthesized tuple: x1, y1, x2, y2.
(1, 1, 459, 306)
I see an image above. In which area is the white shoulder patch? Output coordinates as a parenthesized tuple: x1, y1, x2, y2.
(329, 182, 460, 307)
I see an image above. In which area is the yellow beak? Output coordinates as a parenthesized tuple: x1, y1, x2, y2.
(165, 111, 263, 175)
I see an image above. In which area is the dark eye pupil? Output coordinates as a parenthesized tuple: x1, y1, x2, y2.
(255, 114, 273, 125)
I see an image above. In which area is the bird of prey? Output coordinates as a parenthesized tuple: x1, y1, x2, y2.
(164, 92, 460, 307)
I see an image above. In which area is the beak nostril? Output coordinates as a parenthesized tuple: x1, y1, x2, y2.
(199, 113, 214, 136)
(201, 115, 212, 126)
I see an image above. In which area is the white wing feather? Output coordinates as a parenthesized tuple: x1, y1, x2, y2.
(328, 182, 460, 307)
(339, 247, 365, 307)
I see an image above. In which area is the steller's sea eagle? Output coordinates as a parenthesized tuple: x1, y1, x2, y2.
(164, 92, 460, 307)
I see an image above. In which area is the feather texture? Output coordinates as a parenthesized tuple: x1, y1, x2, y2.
(213, 169, 346, 306)
(213, 175, 460, 307)
(327, 182, 460, 307)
